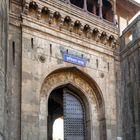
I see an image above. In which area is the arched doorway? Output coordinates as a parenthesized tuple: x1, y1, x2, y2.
(53, 118, 64, 140)
(40, 68, 107, 140)
(48, 87, 86, 140)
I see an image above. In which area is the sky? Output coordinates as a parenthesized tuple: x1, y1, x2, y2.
(135, 0, 140, 3)
(53, 118, 64, 140)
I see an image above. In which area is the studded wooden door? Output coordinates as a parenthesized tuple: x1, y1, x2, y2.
(63, 89, 85, 140)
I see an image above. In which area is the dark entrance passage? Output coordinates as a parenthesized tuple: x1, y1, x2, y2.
(48, 87, 86, 140)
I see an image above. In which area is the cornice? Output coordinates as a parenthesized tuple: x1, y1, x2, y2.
(22, 14, 117, 58)
(22, 1, 119, 49)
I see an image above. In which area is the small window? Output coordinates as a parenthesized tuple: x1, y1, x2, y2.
(125, 31, 133, 46)
(102, 0, 113, 22)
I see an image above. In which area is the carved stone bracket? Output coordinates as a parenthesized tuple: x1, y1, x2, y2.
(23, 1, 117, 48)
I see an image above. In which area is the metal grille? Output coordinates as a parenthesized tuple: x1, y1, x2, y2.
(63, 89, 85, 140)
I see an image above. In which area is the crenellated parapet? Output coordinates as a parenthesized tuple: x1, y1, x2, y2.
(22, 0, 118, 49)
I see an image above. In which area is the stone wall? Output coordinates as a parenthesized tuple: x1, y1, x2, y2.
(6, 0, 125, 140)
(21, 5, 118, 138)
(119, 15, 140, 140)
(1, 0, 140, 140)
(0, 1, 8, 140)
(7, 25, 22, 140)
(7, 0, 23, 140)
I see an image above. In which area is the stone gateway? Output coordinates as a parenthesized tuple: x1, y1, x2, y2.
(0, 0, 140, 140)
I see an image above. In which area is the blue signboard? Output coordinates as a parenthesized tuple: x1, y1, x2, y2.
(63, 54, 86, 67)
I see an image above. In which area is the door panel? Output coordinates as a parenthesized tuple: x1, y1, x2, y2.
(63, 89, 85, 140)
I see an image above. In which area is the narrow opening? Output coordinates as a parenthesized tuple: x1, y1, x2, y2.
(31, 38, 34, 48)
(108, 62, 109, 71)
(116, 72, 117, 79)
(53, 118, 64, 140)
(48, 88, 63, 140)
(96, 59, 98, 68)
(128, 59, 130, 77)
(12, 41, 15, 65)
(102, 0, 113, 22)
(50, 44, 52, 55)
(87, 1, 93, 13)
(125, 31, 133, 46)
(129, 34, 133, 41)
(87, 0, 98, 16)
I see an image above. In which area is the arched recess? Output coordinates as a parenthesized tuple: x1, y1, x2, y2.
(39, 67, 107, 140)
(102, 0, 114, 22)
(87, 0, 99, 15)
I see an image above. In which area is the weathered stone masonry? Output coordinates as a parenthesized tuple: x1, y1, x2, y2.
(119, 16, 140, 140)
(0, 0, 140, 140)
(0, 1, 8, 140)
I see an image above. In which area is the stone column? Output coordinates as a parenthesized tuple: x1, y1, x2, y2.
(98, 0, 103, 18)
(113, 11, 116, 24)
(83, 0, 87, 11)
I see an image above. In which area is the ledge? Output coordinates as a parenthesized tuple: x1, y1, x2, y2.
(22, 0, 119, 49)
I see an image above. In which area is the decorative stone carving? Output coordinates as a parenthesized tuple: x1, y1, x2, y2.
(83, 24, 91, 38)
(41, 7, 50, 16)
(64, 16, 71, 25)
(83, 24, 90, 33)
(74, 20, 81, 29)
(41, 70, 103, 107)
(24, 1, 117, 48)
(100, 31, 107, 44)
(39, 69, 106, 140)
(38, 55, 46, 63)
(53, 11, 61, 24)
(29, 1, 38, 11)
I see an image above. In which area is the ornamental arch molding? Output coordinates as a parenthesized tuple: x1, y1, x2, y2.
(39, 67, 107, 140)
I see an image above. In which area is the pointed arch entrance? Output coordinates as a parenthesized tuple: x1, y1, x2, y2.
(48, 87, 86, 140)
(39, 67, 107, 140)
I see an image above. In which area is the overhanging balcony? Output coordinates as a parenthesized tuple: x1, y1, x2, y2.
(22, 0, 118, 49)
